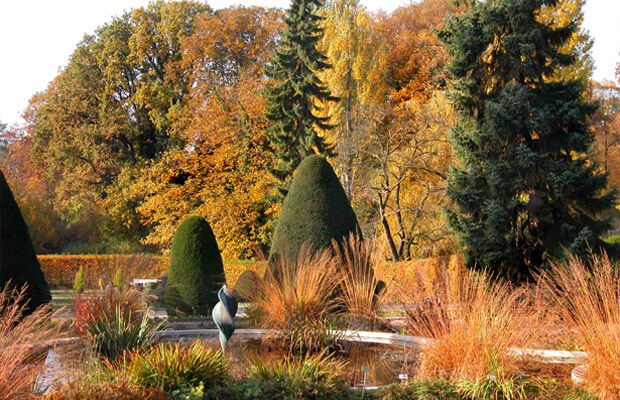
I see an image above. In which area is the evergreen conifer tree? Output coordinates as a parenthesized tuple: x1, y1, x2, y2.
(264, 0, 336, 195)
(438, 0, 616, 281)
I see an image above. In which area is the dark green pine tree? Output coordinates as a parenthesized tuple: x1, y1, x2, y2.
(264, 0, 336, 196)
(438, 0, 616, 282)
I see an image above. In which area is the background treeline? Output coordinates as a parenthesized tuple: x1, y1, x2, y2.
(1, 0, 618, 260)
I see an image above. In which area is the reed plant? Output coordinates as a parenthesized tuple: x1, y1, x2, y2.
(73, 285, 158, 360)
(249, 351, 348, 400)
(245, 246, 343, 354)
(73, 285, 147, 335)
(126, 340, 229, 393)
(45, 369, 171, 400)
(333, 233, 386, 329)
(0, 283, 61, 400)
(403, 268, 543, 392)
(538, 253, 619, 399)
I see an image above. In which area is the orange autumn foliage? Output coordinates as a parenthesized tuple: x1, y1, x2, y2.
(131, 7, 282, 259)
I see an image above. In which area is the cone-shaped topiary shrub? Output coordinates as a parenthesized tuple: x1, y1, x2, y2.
(0, 170, 51, 314)
(269, 155, 361, 267)
(164, 216, 225, 315)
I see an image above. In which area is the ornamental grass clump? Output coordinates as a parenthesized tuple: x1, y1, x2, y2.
(246, 246, 343, 354)
(73, 286, 158, 360)
(539, 253, 619, 399)
(46, 368, 170, 400)
(0, 283, 61, 400)
(87, 308, 157, 361)
(333, 233, 386, 328)
(404, 267, 543, 395)
(126, 340, 229, 393)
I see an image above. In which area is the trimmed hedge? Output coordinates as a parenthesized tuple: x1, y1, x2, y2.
(38, 254, 168, 289)
(39, 254, 464, 303)
(38, 255, 264, 290)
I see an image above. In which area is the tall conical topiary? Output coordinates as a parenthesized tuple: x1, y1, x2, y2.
(0, 170, 51, 314)
(164, 216, 225, 315)
(269, 155, 361, 265)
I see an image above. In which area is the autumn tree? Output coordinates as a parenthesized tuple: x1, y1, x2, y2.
(29, 1, 210, 249)
(342, 0, 457, 258)
(538, 0, 594, 83)
(317, 0, 387, 198)
(440, 0, 616, 281)
(132, 7, 282, 259)
(591, 81, 620, 189)
(264, 0, 336, 196)
(372, 0, 456, 105)
(360, 93, 455, 261)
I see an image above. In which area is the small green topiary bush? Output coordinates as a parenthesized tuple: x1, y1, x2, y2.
(164, 216, 225, 315)
(0, 170, 51, 315)
(268, 155, 361, 269)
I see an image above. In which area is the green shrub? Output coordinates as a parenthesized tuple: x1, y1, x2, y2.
(373, 379, 462, 400)
(0, 170, 51, 314)
(231, 270, 259, 301)
(86, 307, 157, 360)
(113, 267, 124, 287)
(74, 266, 86, 293)
(128, 340, 229, 393)
(164, 216, 225, 315)
(243, 352, 350, 400)
(268, 155, 361, 268)
(455, 374, 540, 400)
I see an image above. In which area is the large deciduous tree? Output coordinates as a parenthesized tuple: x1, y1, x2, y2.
(317, 0, 387, 199)
(29, 1, 210, 248)
(439, 0, 616, 281)
(264, 0, 336, 196)
(132, 7, 282, 259)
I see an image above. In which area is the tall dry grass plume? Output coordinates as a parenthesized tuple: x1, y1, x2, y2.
(539, 253, 619, 399)
(404, 268, 543, 382)
(244, 246, 342, 353)
(0, 283, 62, 400)
(332, 233, 386, 328)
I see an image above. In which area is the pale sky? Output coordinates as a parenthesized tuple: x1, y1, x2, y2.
(1, 0, 619, 126)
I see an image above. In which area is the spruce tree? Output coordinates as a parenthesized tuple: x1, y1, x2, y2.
(438, 0, 616, 281)
(264, 0, 336, 195)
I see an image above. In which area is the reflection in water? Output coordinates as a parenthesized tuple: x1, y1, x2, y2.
(194, 338, 419, 386)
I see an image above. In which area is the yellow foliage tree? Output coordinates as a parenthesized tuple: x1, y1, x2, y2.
(130, 7, 282, 259)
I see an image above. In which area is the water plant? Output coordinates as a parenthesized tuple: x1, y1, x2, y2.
(73, 285, 157, 360)
(249, 351, 349, 400)
(127, 340, 229, 393)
